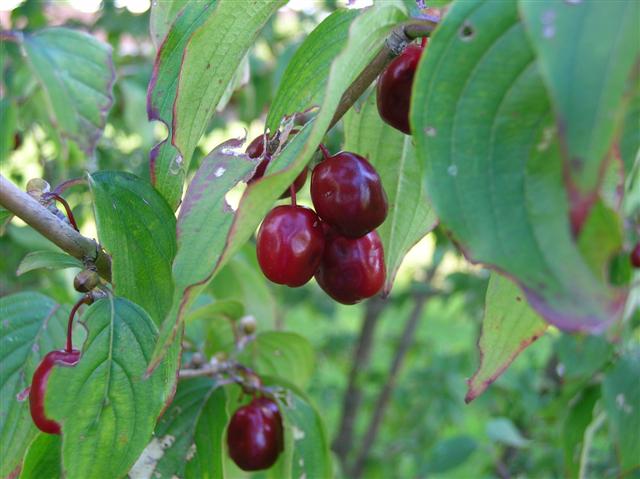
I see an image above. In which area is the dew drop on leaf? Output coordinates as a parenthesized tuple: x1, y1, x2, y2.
(169, 155, 184, 175)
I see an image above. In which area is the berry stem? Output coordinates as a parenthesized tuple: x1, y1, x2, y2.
(318, 144, 331, 161)
(289, 185, 297, 207)
(420, 36, 427, 48)
(66, 294, 92, 352)
(49, 193, 79, 232)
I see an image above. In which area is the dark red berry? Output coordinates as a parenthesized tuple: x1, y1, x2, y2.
(29, 349, 81, 434)
(256, 205, 325, 287)
(631, 242, 640, 268)
(315, 229, 386, 304)
(252, 397, 284, 452)
(227, 397, 284, 471)
(246, 134, 307, 198)
(311, 151, 388, 238)
(376, 42, 425, 135)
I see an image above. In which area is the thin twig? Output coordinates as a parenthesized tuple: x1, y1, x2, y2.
(0, 175, 112, 281)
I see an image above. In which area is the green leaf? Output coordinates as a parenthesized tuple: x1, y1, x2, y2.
(46, 297, 169, 479)
(148, 2, 408, 372)
(19, 433, 62, 479)
(0, 207, 12, 234)
(562, 386, 599, 478)
(555, 335, 613, 381)
(486, 417, 529, 448)
(172, 0, 285, 190)
(239, 332, 315, 390)
(519, 0, 640, 201)
(0, 97, 17, 161)
(265, 8, 361, 131)
(601, 351, 640, 473)
(22, 27, 115, 155)
(148, 1, 215, 209)
(186, 299, 245, 323)
(89, 171, 176, 326)
(344, 90, 437, 294)
(149, 0, 190, 49)
(411, 0, 626, 332)
(620, 91, 640, 177)
(466, 273, 547, 403)
(423, 436, 477, 474)
(0, 293, 67, 478)
(130, 378, 227, 479)
(16, 251, 83, 276)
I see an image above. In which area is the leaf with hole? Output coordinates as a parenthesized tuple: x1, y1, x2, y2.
(344, 89, 437, 294)
(0, 292, 67, 478)
(45, 297, 171, 479)
(22, 27, 115, 155)
(411, 0, 627, 332)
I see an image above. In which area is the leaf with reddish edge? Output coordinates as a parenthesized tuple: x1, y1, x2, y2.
(147, 2, 215, 210)
(147, 137, 256, 373)
(466, 273, 547, 403)
(411, 0, 627, 332)
(519, 0, 640, 234)
(149, 0, 189, 49)
(146, 2, 409, 373)
(344, 89, 437, 294)
(171, 0, 286, 200)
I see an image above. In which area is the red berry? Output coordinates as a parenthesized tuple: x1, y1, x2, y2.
(256, 205, 325, 287)
(631, 242, 640, 268)
(227, 397, 284, 471)
(376, 42, 425, 135)
(311, 151, 388, 238)
(29, 349, 81, 434)
(246, 135, 308, 198)
(315, 229, 386, 304)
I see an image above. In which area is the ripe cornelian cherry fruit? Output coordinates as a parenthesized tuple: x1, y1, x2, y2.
(376, 42, 425, 134)
(631, 242, 640, 268)
(227, 397, 284, 471)
(315, 229, 386, 304)
(256, 205, 325, 287)
(245, 134, 307, 198)
(311, 148, 388, 238)
(30, 349, 81, 434)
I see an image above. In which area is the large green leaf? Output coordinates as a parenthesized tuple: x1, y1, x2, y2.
(466, 273, 547, 402)
(239, 332, 315, 390)
(344, 90, 437, 294)
(130, 378, 227, 479)
(149, 0, 190, 49)
(265, 8, 360, 132)
(562, 386, 599, 478)
(19, 433, 62, 479)
(0, 293, 67, 478)
(46, 297, 169, 479)
(148, 1, 215, 209)
(601, 351, 640, 473)
(22, 28, 115, 155)
(147, 2, 409, 372)
(89, 171, 176, 326)
(519, 0, 640, 222)
(16, 251, 82, 276)
(171, 0, 285, 191)
(411, 0, 626, 332)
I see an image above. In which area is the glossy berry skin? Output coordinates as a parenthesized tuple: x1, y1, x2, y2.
(246, 135, 308, 198)
(30, 349, 81, 434)
(376, 43, 425, 135)
(227, 397, 284, 471)
(256, 205, 325, 287)
(315, 229, 386, 304)
(311, 151, 388, 238)
(631, 242, 640, 268)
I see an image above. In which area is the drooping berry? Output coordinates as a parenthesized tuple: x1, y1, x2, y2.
(73, 269, 100, 293)
(376, 42, 425, 135)
(631, 242, 640, 268)
(246, 134, 307, 198)
(311, 150, 388, 238)
(227, 397, 284, 471)
(256, 205, 325, 287)
(315, 229, 386, 304)
(29, 349, 81, 434)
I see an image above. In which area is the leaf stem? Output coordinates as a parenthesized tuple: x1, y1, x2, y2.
(47, 193, 79, 231)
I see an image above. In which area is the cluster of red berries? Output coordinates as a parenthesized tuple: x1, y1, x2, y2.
(227, 395, 284, 471)
(248, 136, 389, 305)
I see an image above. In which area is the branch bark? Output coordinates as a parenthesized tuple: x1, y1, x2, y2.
(332, 296, 386, 465)
(0, 174, 112, 281)
(349, 292, 432, 478)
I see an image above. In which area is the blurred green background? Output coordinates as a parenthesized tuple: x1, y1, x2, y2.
(1, 1, 637, 478)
